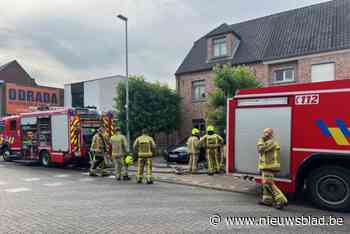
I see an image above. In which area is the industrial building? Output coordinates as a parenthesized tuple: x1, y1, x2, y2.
(64, 75, 125, 112)
(0, 60, 64, 116)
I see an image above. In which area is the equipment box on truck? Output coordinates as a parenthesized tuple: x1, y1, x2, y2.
(226, 80, 350, 211)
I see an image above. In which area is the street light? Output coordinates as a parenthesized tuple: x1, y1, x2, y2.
(117, 14, 130, 151)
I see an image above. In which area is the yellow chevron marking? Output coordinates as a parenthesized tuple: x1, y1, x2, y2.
(329, 128, 350, 146)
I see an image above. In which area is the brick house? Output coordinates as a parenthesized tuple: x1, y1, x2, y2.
(175, 0, 350, 140)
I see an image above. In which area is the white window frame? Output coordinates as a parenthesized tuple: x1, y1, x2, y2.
(213, 37, 228, 58)
(311, 62, 335, 83)
(273, 67, 295, 84)
(192, 80, 206, 102)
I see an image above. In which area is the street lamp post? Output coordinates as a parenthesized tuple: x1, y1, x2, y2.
(117, 14, 130, 151)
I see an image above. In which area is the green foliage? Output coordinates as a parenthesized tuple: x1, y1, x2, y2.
(114, 76, 181, 141)
(207, 64, 262, 133)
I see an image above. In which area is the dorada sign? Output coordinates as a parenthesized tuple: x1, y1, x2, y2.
(295, 94, 319, 105)
(5, 83, 61, 114)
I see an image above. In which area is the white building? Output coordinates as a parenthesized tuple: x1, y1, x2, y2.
(64, 75, 126, 112)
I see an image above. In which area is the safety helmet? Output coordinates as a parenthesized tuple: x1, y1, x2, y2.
(192, 128, 199, 135)
(263, 128, 273, 135)
(207, 125, 215, 132)
(124, 155, 134, 166)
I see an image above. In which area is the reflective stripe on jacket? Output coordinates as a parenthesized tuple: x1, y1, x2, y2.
(257, 138, 281, 171)
(110, 133, 127, 157)
(186, 136, 200, 154)
(133, 134, 156, 158)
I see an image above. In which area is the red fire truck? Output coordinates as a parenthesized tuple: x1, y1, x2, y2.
(226, 79, 350, 211)
(0, 108, 113, 167)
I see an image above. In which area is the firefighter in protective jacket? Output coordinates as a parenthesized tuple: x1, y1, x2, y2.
(186, 128, 200, 173)
(89, 128, 109, 177)
(133, 129, 156, 184)
(199, 125, 224, 175)
(257, 128, 288, 209)
(110, 127, 130, 181)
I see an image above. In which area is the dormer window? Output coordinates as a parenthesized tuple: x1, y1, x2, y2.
(213, 37, 227, 57)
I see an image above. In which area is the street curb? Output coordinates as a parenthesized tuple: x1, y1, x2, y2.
(154, 177, 257, 196)
(127, 168, 208, 175)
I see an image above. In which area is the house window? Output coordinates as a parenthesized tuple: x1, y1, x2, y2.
(192, 80, 206, 101)
(273, 68, 295, 83)
(213, 37, 227, 57)
(311, 62, 335, 82)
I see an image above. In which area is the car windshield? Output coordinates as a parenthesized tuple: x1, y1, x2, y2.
(174, 146, 187, 152)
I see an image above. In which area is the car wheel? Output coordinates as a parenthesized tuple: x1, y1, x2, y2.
(2, 147, 12, 162)
(40, 151, 51, 167)
(307, 166, 350, 212)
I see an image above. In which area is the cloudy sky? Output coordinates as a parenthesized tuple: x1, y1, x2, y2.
(0, 0, 328, 88)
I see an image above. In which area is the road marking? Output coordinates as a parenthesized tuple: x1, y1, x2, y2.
(53, 174, 70, 178)
(43, 182, 63, 187)
(0, 181, 8, 185)
(0, 164, 4, 167)
(81, 172, 90, 176)
(23, 178, 41, 182)
(5, 187, 31, 193)
(108, 175, 116, 179)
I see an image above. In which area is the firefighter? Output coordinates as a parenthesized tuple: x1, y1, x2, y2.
(110, 127, 130, 181)
(89, 127, 109, 177)
(199, 125, 224, 175)
(257, 128, 288, 209)
(133, 129, 156, 184)
(186, 128, 200, 173)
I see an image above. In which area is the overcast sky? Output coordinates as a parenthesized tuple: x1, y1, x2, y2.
(0, 0, 328, 88)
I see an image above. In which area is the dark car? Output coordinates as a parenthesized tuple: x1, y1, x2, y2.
(164, 141, 206, 163)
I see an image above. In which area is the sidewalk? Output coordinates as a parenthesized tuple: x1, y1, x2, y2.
(120, 156, 258, 195)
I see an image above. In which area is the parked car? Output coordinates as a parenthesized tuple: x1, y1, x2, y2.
(164, 140, 206, 163)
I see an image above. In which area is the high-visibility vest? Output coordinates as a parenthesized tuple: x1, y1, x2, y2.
(110, 133, 127, 157)
(206, 134, 220, 149)
(257, 138, 281, 171)
(187, 136, 200, 154)
(90, 133, 107, 153)
(134, 135, 155, 158)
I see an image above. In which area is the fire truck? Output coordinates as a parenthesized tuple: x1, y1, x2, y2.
(0, 107, 113, 167)
(226, 79, 350, 211)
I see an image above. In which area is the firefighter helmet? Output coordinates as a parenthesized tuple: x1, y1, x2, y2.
(207, 125, 215, 132)
(124, 155, 134, 166)
(192, 128, 199, 135)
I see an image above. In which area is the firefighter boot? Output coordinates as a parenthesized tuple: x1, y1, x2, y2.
(89, 170, 97, 177)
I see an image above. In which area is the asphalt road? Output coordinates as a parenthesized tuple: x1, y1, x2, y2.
(0, 160, 349, 234)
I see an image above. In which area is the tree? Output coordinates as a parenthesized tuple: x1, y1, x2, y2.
(207, 64, 262, 134)
(114, 76, 181, 141)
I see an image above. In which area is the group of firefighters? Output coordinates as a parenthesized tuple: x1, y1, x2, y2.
(89, 127, 156, 184)
(88, 124, 288, 210)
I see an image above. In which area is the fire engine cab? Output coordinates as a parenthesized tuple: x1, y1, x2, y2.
(227, 79, 350, 211)
(0, 107, 113, 167)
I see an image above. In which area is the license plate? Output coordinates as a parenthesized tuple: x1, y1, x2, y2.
(169, 154, 178, 158)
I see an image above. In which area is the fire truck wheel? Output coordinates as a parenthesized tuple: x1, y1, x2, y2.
(40, 151, 51, 167)
(2, 147, 12, 162)
(307, 166, 350, 212)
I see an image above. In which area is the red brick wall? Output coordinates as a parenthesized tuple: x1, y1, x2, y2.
(298, 51, 350, 82)
(176, 51, 350, 141)
(176, 71, 215, 140)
